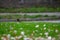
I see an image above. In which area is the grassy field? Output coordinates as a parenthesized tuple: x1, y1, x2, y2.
(0, 7, 60, 13)
(0, 22, 60, 40)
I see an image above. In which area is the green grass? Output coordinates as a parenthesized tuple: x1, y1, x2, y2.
(0, 22, 60, 40)
(0, 7, 60, 13)
(0, 15, 59, 19)
(0, 15, 22, 19)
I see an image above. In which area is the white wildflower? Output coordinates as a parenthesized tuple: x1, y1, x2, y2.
(14, 30, 17, 33)
(11, 37, 15, 40)
(48, 36, 52, 40)
(21, 31, 25, 35)
(35, 25, 39, 28)
(44, 27, 46, 30)
(55, 29, 58, 33)
(44, 32, 48, 36)
(43, 24, 46, 27)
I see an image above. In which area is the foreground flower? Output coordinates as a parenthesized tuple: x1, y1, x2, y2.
(35, 25, 39, 28)
(21, 31, 25, 35)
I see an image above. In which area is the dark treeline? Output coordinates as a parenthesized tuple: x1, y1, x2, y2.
(0, 0, 60, 8)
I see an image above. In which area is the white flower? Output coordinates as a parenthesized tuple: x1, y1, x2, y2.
(48, 36, 51, 40)
(21, 31, 25, 35)
(44, 32, 48, 36)
(43, 24, 46, 27)
(55, 29, 58, 33)
(44, 27, 46, 30)
(1, 37, 4, 40)
(35, 25, 39, 28)
(11, 37, 15, 40)
(7, 34, 11, 38)
(18, 36, 22, 39)
(14, 30, 17, 33)
(15, 36, 18, 39)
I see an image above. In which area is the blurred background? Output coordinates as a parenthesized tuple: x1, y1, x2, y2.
(0, 0, 60, 12)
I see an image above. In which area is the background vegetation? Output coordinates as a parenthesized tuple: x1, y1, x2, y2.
(0, 7, 60, 13)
